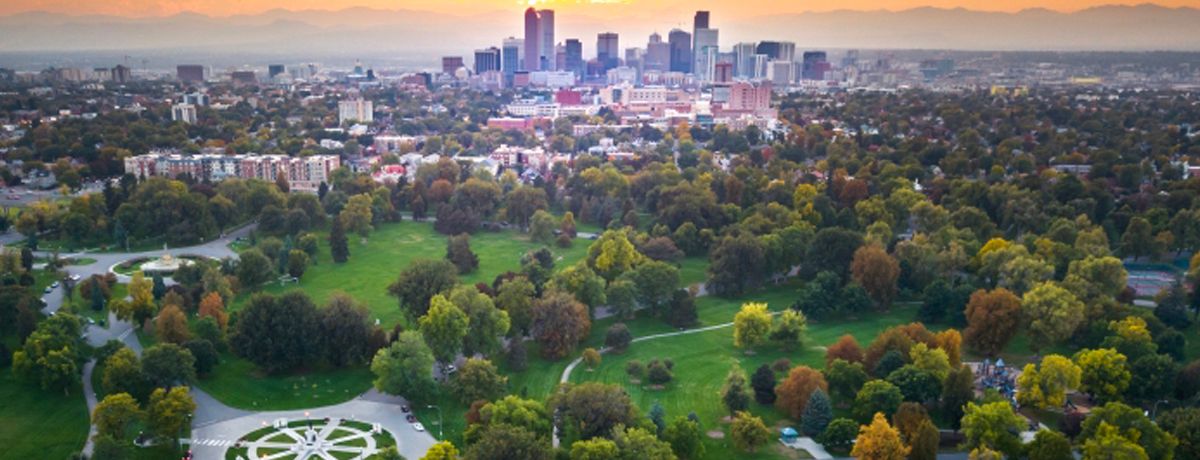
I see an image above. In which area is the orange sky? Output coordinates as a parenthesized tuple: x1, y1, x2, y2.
(2, 0, 1199, 17)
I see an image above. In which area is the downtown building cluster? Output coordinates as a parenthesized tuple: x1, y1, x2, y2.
(123, 152, 340, 192)
(441, 9, 835, 91)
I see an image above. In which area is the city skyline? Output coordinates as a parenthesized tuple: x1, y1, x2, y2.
(3, 0, 1200, 18)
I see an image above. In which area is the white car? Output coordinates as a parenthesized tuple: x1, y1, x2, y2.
(412, 422, 425, 432)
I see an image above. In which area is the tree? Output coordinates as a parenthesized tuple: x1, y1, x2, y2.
(463, 423, 554, 460)
(530, 290, 591, 359)
(12, 313, 83, 394)
(340, 193, 374, 239)
(152, 273, 167, 301)
(733, 302, 772, 351)
(447, 233, 480, 274)
(586, 230, 645, 281)
(628, 260, 680, 313)
(329, 215, 350, 263)
(775, 365, 829, 419)
(662, 415, 704, 459)
(570, 438, 619, 460)
(605, 278, 637, 319)
(730, 411, 771, 452)
(471, 395, 553, 442)
(146, 386, 195, 441)
(453, 358, 507, 404)
(529, 210, 557, 243)
(886, 365, 942, 403)
(801, 388, 834, 436)
(1025, 429, 1074, 460)
(626, 360, 645, 382)
(496, 276, 536, 336)
(708, 234, 766, 296)
(707, 364, 748, 417)
(1158, 408, 1200, 460)
(1016, 355, 1081, 409)
(826, 334, 865, 366)
(92, 392, 143, 439)
(771, 309, 808, 350)
(1083, 422, 1149, 460)
(319, 293, 372, 367)
(649, 402, 667, 434)
(286, 249, 309, 279)
(1101, 316, 1158, 362)
(964, 288, 1021, 356)
(560, 211, 577, 238)
(851, 244, 900, 308)
(102, 348, 147, 401)
(750, 364, 778, 405)
(908, 419, 940, 460)
(235, 248, 274, 291)
(854, 380, 904, 423)
(1079, 402, 1177, 460)
(1074, 348, 1131, 403)
(197, 292, 227, 331)
(388, 259, 459, 321)
(141, 343, 196, 387)
(942, 365, 975, 430)
(154, 304, 190, 345)
(229, 292, 321, 373)
(422, 441, 460, 460)
(114, 271, 156, 324)
(826, 359, 869, 405)
(371, 331, 437, 403)
(647, 359, 674, 386)
(581, 348, 601, 370)
(449, 285, 510, 358)
(551, 382, 639, 440)
(852, 412, 910, 460)
(1022, 282, 1085, 351)
(821, 418, 859, 450)
(183, 339, 219, 376)
(961, 401, 1025, 457)
(605, 323, 633, 352)
(419, 294, 469, 365)
(613, 425, 676, 460)
(1064, 256, 1128, 302)
(1121, 217, 1155, 261)
(551, 263, 608, 308)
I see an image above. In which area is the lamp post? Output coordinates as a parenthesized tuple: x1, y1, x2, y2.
(1151, 399, 1170, 420)
(427, 404, 443, 440)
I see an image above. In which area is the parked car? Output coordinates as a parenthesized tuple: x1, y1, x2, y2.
(405, 414, 416, 423)
(401, 405, 410, 413)
(412, 422, 425, 432)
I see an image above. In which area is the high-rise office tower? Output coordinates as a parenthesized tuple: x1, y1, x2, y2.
(539, 10, 555, 70)
(111, 65, 132, 83)
(755, 41, 796, 62)
(474, 48, 501, 74)
(802, 51, 829, 80)
(177, 65, 204, 83)
(597, 32, 619, 71)
(502, 37, 524, 77)
(523, 8, 540, 71)
(268, 65, 285, 78)
(565, 39, 584, 78)
(668, 29, 692, 73)
(734, 42, 757, 78)
(692, 11, 709, 71)
(442, 56, 465, 75)
(556, 44, 567, 72)
(646, 32, 670, 72)
(693, 28, 719, 80)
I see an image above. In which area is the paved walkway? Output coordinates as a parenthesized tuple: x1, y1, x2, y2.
(783, 437, 834, 459)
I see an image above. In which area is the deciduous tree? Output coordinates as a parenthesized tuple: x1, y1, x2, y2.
(530, 290, 591, 359)
(964, 288, 1021, 356)
(371, 331, 436, 403)
(852, 412, 910, 460)
(733, 302, 772, 351)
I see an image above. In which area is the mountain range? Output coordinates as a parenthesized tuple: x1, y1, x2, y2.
(0, 4, 1198, 62)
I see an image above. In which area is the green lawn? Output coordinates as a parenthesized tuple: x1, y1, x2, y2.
(192, 353, 375, 411)
(0, 369, 89, 460)
(231, 220, 591, 328)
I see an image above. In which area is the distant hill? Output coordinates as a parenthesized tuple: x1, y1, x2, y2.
(0, 4, 1198, 55)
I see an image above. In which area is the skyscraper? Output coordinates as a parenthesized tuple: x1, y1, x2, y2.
(734, 42, 757, 78)
(597, 32, 620, 72)
(177, 65, 204, 83)
(693, 28, 719, 80)
(692, 10, 710, 71)
(646, 33, 670, 72)
(474, 48, 501, 74)
(442, 56, 465, 75)
(523, 8, 540, 72)
(502, 37, 524, 78)
(802, 51, 829, 80)
(268, 65, 285, 78)
(565, 39, 584, 78)
(668, 29, 692, 73)
(756, 41, 796, 63)
(540, 10, 556, 70)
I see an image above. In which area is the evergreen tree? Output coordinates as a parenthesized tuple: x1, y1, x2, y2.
(800, 388, 833, 436)
(750, 364, 777, 404)
(329, 215, 349, 263)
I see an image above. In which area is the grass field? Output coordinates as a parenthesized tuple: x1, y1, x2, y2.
(193, 353, 375, 411)
(0, 369, 89, 460)
(230, 220, 593, 328)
